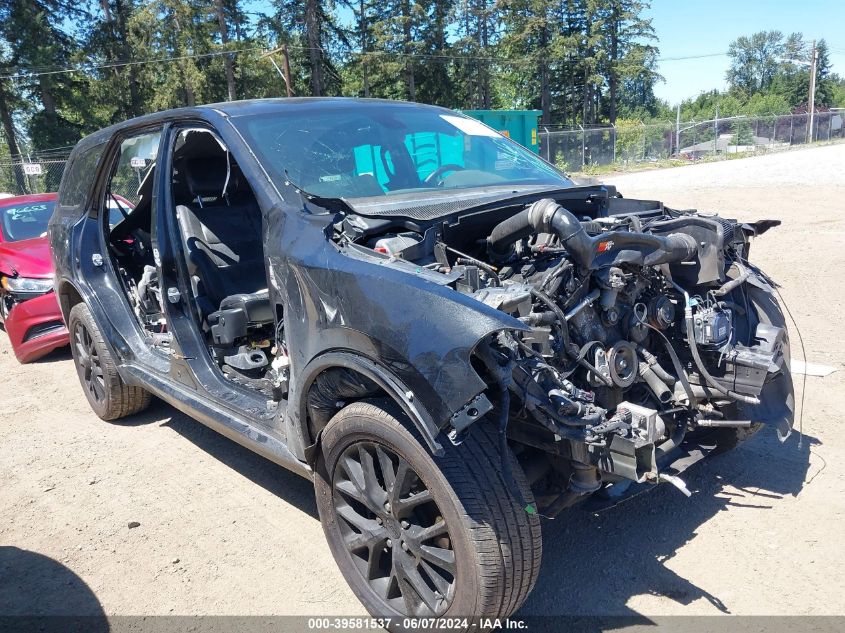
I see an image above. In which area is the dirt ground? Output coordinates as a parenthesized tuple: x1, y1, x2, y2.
(1, 144, 844, 619)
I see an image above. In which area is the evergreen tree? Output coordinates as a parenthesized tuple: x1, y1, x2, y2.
(86, 0, 143, 121)
(454, 0, 499, 109)
(0, 0, 712, 155)
(595, 0, 656, 123)
(0, 0, 89, 150)
(260, 0, 350, 97)
(497, 0, 558, 123)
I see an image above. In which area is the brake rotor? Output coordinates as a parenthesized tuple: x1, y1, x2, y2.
(607, 341, 638, 388)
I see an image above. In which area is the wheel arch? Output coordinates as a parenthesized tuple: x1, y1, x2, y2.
(293, 350, 445, 466)
(56, 278, 85, 324)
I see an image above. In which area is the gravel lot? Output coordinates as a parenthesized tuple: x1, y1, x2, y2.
(1, 143, 844, 620)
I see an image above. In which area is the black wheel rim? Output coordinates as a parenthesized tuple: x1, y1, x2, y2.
(73, 322, 105, 404)
(331, 441, 456, 616)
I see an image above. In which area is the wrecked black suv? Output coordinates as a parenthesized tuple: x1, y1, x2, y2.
(49, 98, 793, 623)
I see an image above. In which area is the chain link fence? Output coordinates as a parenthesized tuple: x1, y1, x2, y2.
(1, 110, 843, 194)
(540, 111, 845, 171)
(0, 157, 69, 197)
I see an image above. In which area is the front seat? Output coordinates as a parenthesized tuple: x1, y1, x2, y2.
(174, 139, 272, 345)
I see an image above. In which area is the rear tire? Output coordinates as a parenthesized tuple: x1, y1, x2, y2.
(68, 302, 151, 421)
(315, 399, 541, 625)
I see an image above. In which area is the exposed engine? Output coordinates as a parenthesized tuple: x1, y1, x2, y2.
(336, 193, 792, 510)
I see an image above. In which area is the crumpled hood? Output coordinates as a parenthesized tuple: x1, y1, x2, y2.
(0, 236, 55, 278)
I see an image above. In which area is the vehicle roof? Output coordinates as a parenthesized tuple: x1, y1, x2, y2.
(72, 98, 452, 153)
(0, 192, 58, 207)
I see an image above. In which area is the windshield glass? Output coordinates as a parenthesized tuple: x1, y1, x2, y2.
(234, 103, 571, 206)
(0, 200, 55, 242)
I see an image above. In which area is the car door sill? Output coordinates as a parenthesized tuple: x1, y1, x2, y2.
(121, 364, 312, 480)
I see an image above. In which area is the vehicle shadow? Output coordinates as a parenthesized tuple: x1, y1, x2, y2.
(518, 426, 817, 618)
(0, 546, 108, 632)
(97, 395, 816, 620)
(145, 399, 319, 519)
(31, 346, 72, 364)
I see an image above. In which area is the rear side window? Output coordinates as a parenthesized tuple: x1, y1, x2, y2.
(58, 142, 106, 210)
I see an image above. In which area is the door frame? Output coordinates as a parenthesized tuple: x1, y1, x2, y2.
(155, 121, 280, 425)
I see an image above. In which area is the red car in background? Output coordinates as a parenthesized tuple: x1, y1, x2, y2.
(0, 193, 68, 362)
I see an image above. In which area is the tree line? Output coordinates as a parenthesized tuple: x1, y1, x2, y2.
(0, 1, 842, 162)
(0, 0, 661, 157)
(679, 32, 843, 122)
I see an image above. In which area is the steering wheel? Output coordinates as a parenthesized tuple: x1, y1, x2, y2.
(423, 163, 466, 186)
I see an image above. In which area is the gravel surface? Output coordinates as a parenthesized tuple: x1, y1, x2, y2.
(1, 143, 843, 618)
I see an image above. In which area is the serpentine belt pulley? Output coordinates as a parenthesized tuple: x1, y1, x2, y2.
(607, 340, 638, 388)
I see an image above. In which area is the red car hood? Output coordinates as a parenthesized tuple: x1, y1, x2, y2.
(0, 236, 55, 278)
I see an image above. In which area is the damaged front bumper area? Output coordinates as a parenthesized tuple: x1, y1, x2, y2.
(3, 290, 69, 363)
(438, 203, 794, 515)
(465, 288, 792, 515)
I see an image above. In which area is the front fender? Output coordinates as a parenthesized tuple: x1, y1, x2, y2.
(266, 210, 527, 456)
(735, 274, 795, 440)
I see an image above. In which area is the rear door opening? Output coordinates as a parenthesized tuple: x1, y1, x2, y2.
(102, 129, 169, 350)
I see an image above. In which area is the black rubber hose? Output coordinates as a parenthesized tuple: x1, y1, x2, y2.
(713, 261, 750, 297)
(526, 198, 698, 269)
(487, 209, 533, 258)
(684, 316, 760, 405)
(526, 199, 594, 267)
(639, 362, 672, 403)
(530, 287, 576, 359)
(644, 322, 697, 406)
(636, 344, 676, 384)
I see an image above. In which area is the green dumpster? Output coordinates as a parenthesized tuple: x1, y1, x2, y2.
(461, 109, 543, 154)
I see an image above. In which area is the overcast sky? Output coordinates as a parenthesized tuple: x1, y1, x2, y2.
(649, 0, 845, 105)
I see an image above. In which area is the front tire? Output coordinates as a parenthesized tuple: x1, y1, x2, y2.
(710, 422, 764, 453)
(68, 302, 151, 420)
(315, 399, 541, 623)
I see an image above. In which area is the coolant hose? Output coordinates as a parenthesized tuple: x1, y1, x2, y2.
(639, 362, 672, 403)
(713, 261, 751, 297)
(636, 345, 676, 384)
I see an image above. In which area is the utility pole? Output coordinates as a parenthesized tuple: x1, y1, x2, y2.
(808, 39, 817, 143)
(282, 44, 293, 98)
(261, 45, 294, 97)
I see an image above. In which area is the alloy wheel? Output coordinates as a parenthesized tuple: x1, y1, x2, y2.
(331, 441, 457, 616)
(73, 322, 105, 404)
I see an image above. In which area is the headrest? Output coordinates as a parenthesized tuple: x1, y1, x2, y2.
(174, 130, 243, 200)
(184, 156, 236, 198)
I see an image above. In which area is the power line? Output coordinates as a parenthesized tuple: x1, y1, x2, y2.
(0, 46, 268, 81)
(0, 46, 733, 81)
(654, 52, 727, 61)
